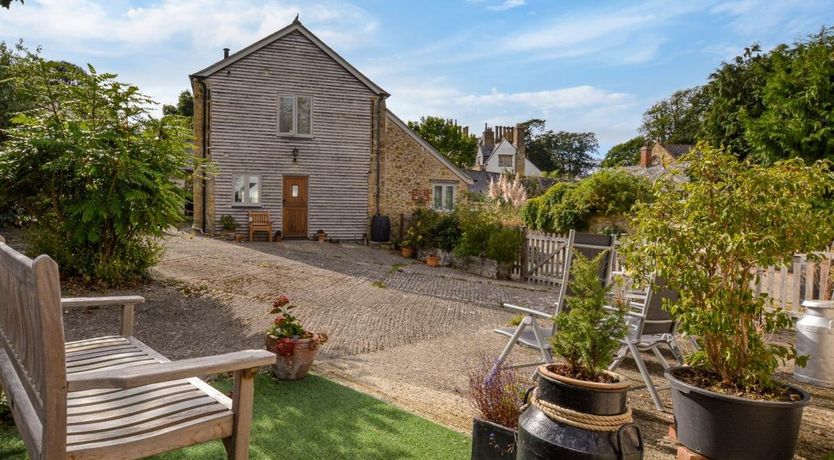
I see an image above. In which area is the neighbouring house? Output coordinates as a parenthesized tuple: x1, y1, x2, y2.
(474, 124, 542, 177)
(639, 142, 694, 167)
(622, 143, 693, 182)
(189, 18, 472, 241)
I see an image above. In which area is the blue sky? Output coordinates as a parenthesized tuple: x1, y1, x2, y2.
(1, 0, 833, 155)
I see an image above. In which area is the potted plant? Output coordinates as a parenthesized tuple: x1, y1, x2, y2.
(619, 145, 834, 460)
(425, 249, 441, 267)
(399, 238, 414, 258)
(515, 251, 643, 458)
(486, 226, 523, 280)
(405, 208, 439, 261)
(219, 214, 237, 240)
(265, 295, 328, 380)
(467, 356, 526, 460)
(315, 229, 327, 242)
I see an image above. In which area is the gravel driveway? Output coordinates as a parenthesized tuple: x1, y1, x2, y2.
(58, 232, 834, 460)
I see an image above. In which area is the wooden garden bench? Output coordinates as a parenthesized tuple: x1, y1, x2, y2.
(0, 235, 276, 459)
(248, 210, 273, 242)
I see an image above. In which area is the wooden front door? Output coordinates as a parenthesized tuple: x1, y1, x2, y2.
(282, 176, 308, 238)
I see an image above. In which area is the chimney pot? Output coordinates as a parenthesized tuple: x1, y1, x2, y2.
(223, 48, 230, 59)
(640, 146, 651, 167)
(483, 124, 495, 148)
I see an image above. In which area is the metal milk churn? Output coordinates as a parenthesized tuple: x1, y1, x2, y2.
(794, 300, 834, 388)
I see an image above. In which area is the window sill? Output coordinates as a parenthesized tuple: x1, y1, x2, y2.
(277, 133, 314, 139)
(231, 204, 264, 208)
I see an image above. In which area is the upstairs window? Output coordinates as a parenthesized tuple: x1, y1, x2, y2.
(498, 155, 513, 167)
(278, 95, 312, 136)
(234, 175, 260, 205)
(432, 184, 455, 211)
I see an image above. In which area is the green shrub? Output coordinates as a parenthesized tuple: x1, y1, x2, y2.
(404, 208, 440, 250)
(0, 48, 193, 284)
(486, 227, 523, 265)
(454, 207, 500, 258)
(430, 212, 461, 251)
(620, 145, 834, 390)
(520, 171, 650, 234)
(220, 215, 237, 231)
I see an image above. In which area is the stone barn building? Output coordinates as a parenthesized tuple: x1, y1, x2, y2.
(190, 18, 471, 241)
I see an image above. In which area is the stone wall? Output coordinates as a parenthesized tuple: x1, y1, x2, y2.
(372, 113, 469, 239)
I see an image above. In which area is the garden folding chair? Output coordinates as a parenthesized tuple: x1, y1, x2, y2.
(607, 275, 684, 411)
(492, 231, 616, 371)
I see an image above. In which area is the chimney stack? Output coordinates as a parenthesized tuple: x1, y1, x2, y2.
(639, 145, 651, 167)
(483, 123, 495, 148)
(223, 48, 230, 59)
(514, 123, 526, 177)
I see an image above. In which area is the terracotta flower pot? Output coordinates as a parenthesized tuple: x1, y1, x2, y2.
(265, 335, 321, 380)
(426, 254, 440, 267)
(317, 233, 326, 242)
(401, 247, 414, 258)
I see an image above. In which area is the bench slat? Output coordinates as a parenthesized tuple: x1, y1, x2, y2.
(63, 337, 234, 458)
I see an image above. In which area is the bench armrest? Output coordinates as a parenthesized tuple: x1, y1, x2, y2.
(67, 350, 276, 392)
(61, 296, 145, 336)
(501, 303, 553, 319)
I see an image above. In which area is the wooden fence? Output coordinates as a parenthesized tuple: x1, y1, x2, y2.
(753, 253, 834, 315)
(514, 229, 834, 316)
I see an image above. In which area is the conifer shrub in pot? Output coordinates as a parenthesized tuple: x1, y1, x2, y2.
(219, 214, 237, 240)
(265, 296, 328, 380)
(619, 145, 834, 460)
(516, 251, 643, 459)
(467, 356, 526, 460)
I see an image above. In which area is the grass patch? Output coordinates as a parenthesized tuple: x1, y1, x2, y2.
(371, 280, 387, 288)
(390, 263, 406, 274)
(0, 374, 470, 459)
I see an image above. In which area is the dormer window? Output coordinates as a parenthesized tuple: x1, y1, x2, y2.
(278, 95, 312, 136)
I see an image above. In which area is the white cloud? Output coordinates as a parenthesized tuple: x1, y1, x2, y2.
(709, 0, 832, 37)
(385, 80, 638, 152)
(0, 0, 378, 55)
(487, 0, 526, 12)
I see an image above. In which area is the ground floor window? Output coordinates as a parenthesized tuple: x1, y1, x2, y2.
(432, 183, 455, 211)
(234, 175, 260, 204)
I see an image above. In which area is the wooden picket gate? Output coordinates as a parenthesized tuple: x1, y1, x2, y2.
(514, 229, 571, 285)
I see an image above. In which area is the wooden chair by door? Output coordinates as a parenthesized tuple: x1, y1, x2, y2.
(248, 210, 273, 242)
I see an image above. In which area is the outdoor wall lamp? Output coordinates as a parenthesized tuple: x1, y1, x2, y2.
(292, 147, 299, 163)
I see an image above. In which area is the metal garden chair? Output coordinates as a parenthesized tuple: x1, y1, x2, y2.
(492, 231, 616, 371)
(607, 274, 685, 411)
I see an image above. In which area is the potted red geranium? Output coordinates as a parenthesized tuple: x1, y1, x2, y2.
(265, 295, 328, 380)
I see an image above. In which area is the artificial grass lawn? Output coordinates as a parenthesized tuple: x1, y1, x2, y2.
(0, 374, 471, 459)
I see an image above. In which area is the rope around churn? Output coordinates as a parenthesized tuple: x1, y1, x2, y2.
(528, 388, 633, 432)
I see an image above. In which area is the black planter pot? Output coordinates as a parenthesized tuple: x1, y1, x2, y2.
(666, 366, 811, 460)
(470, 418, 516, 460)
(516, 365, 643, 460)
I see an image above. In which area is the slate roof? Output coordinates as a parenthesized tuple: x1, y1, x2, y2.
(466, 170, 502, 194)
(658, 144, 695, 158)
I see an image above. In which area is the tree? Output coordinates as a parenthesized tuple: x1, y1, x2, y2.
(0, 0, 23, 8)
(699, 45, 770, 158)
(600, 136, 645, 168)
(162, 90, 194, 118)
(407, 116, 477, 168)
(517, 119, 598, 176)
(0, 46, 194, 283)
(639, 87, 705, 145)
(742, 29, 834, 164)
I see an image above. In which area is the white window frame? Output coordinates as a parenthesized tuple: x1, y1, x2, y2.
(277, 94, 313, 137)
(431, 183, 456, 212)
(232, 174, 262, 206)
